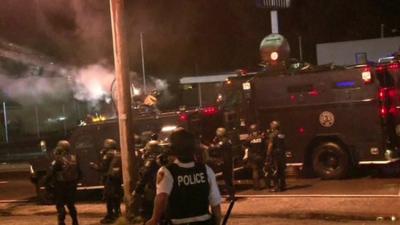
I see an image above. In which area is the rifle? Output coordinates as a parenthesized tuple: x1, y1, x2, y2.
(221, 198, 235, 225)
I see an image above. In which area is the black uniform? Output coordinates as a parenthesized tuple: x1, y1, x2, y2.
(134, 146, 165, 221)
(267, 130, 286, 191)
(92, 149, 123, 221)
(45, 153, 81, 225)
(245, 131, 266, 189)
(167, 163, 212, 225)
(209, 136, 234, 198)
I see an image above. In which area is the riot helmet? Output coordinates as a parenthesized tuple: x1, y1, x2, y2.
(169, 128, 196, 163)
(249, 124, 259, 136)
(145, 140, 160, 152)
(270, 120, 280, 131)
(216, 127, 227, 138)
(103, 139, 118, 150)
(54, 140, 71, 156)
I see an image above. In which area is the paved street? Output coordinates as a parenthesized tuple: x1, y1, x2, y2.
(1, 197, 399, 225)
(1, 168, 400, 202)
(237, 177, 400, 197)
(1, 167, 400, 224)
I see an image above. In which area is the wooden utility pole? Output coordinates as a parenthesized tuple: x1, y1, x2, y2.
(109, 0, 136, 219)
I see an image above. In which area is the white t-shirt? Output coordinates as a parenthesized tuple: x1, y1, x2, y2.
(156, 159, 222, 207)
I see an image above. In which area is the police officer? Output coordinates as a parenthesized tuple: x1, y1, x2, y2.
(90, 139, 123, 224)
(244, 124, 266, 190)
(45, 140, 81, 225)
(133, 139, 163, 221)
(209, 127, 234, 199)
(266, 121, 286, 192)
(145, 128, 222, 225)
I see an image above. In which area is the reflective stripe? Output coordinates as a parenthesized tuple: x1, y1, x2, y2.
(358, 158, 400, 165)
(286, 163, 303, 166)
(171, 214, 211, 224)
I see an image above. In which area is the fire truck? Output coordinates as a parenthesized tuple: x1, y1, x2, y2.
(219, 54, 400, 179)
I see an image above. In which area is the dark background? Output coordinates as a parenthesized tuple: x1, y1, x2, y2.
(0, 0, 399, 78)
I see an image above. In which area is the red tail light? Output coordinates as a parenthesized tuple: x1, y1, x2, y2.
(388, 63, 400, 71)
(380, 106, 388, 117)
(376, 65, 385, 73)
(388, 88, 397, 98)
(308, 89, 319, 96)
(202, 106, 219, 116)
(389, 107, 399, 116)
(379, 88, 386, 101)
(378, 87, 399, 118)
(179, 113, 188, 121)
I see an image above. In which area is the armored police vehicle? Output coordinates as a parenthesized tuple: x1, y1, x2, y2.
(220, 57, 400, 179)
(29, 106, 221, 202)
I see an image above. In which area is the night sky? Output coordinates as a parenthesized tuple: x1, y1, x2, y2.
(0, 0, 399, 80)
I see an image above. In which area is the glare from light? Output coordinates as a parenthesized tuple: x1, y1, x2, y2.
(270, 51, 279, 61)
(161, 125, 178, 133)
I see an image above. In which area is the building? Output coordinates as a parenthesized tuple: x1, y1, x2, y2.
(316, 36, 400, 66)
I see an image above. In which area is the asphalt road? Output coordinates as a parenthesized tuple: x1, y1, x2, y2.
(0, 173, 35, 202)
(236, 177, 400, 197)
(1, 170, 400, 202)
(1, 168, 399, 225)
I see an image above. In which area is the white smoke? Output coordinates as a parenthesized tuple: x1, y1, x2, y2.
(0, 61, 174, 110)
(0, 73, 71, 105)
(153, 78, 169, 91)
(128, 72, 171, 97)
(71, 64, 115, 102)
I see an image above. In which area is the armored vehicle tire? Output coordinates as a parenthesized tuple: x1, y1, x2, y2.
(312, 142, 350, 179)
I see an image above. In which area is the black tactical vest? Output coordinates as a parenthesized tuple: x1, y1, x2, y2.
(107, 150, 122, 178)
(56, 154, 79, 182)
(167, 163, 210, 220)
(248, 133, 265, 156)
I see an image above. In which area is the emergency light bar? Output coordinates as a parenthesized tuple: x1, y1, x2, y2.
(202, 106, 219, 116)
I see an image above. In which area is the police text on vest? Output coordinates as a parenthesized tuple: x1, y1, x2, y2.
(177, 172, 206, 187)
